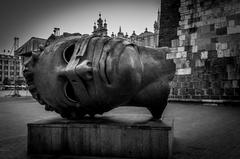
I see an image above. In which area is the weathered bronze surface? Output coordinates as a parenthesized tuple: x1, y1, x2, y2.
(22, 34, 175, 120)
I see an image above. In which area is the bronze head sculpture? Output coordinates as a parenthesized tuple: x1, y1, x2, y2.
(22, 34, 175, 120)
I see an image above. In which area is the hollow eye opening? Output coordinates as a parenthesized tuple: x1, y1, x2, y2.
(63, 44, 75, 63)
(64, 81, 78, 103)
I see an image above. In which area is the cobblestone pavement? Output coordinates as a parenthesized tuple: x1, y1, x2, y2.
(0, 97, 240, 159)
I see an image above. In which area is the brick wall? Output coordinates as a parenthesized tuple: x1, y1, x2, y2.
(163, 0, 240, 101)
(158, 0, 180, 47)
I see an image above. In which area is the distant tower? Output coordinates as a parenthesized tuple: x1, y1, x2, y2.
(14, 37, 19, 52)
(111, 32, 115, 38)
(92, 13, 108, 36)
(93, 22, 97, 32)
(145, 28, 148, 32)
(104, 19, 107, 29)
(53, 28, 60, 36)
(130, 30, 137, 43)
(97, 13, 103, 28)
(154, 8, 161, 47)
(125, 32, 128, 38)
(117, 26, 124, 38)
(132, 30, 136, 36)
(157, 8, 161, 26)
(154, 8, 160, 34)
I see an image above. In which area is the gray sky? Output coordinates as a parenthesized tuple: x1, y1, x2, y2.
(0, 0, 160, 51)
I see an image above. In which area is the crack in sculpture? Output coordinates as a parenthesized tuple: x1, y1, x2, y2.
(21, 34, 176, 120)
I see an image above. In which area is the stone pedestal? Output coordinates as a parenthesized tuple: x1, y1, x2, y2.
(28, 117, 173, 159)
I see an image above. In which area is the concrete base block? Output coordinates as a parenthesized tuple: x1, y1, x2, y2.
(28, 117, 173, 159)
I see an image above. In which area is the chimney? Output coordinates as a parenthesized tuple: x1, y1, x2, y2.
(14, 37, 19, 51)
(53, 28, 60, 36)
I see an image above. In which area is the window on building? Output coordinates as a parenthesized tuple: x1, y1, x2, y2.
(10, 66, 14, 70)
(4, 61, 8, 64)
(4, 66, 8, 70)
(10, 72, 14, 75)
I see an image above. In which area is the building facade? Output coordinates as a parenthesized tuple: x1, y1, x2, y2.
(15, 37, 46, 56)
(0, 37, 22, 85)
(92, 13, 108, 36)
(128, 9, 161, 48)
(0, 52, 21, 84)
(92, 11, 160, 48)
(129, 28, 158, 48)
(160, 0, 240, 102)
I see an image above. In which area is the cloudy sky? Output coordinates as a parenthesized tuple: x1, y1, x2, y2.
(0, 0, 160, 52)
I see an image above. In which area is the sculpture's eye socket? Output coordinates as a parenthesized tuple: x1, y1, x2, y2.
(64, 81, 78, 103)
(63, 44, 75, 63)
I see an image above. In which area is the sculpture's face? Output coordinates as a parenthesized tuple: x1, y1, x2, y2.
(32, 36, 143, 114)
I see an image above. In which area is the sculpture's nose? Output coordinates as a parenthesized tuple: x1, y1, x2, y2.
(75, 60, 93, 81)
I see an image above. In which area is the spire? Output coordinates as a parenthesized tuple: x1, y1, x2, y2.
(117, 26, 124, 38)
(97, 12, 103, 28)
(111, 32, 114, 38)
(154, 7, 160, 34)
(93, 13, 108, 36)
(104, 19, 107, 29)
(125, 32, 128, 38)
(132, 30, 136, 36)
(157, 8, 161, 23)
(93, 22, 97, 31)
(154, 21, 158, 31)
